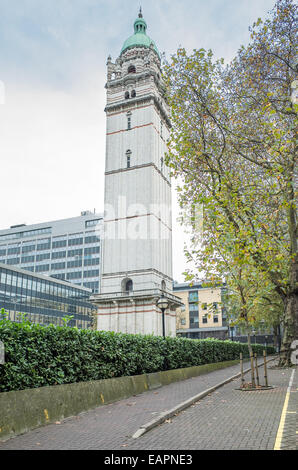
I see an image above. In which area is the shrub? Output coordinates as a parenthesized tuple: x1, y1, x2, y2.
(0, 315, 275, 393)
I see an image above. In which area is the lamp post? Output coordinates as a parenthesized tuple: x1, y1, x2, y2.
(252, 329, 256, 345)
(265, 335, 268, 352)
(230, 326, 234, 341)
(157, 294, 169, 338)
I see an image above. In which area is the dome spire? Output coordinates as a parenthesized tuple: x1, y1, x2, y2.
(120, 11, 160, 58)
(134, 8, 147, 34)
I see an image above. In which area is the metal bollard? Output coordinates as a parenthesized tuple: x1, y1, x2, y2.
(254, 353, 260, 386)
(250, 352, 256, 388)
(263, 350, 268, 387)
(240, 352, 245, 388)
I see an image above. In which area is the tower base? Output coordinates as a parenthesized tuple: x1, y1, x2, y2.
(91, 289, 183, 336)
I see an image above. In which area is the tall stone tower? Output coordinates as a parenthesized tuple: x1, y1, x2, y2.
(92, 10, 182, 336)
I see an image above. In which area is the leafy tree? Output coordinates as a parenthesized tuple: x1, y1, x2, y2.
(164, 0, 297, 366)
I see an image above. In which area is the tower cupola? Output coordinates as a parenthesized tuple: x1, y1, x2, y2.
(120, 9, 160, 58)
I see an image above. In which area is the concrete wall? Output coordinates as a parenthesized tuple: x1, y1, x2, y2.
(0, 359, 239, 442)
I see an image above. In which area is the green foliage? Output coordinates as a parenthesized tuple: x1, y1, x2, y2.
(163, 0, 297, 365)
(0, 316, 274, 393)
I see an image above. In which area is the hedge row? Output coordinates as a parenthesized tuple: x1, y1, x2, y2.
(0, 318, 275, 393)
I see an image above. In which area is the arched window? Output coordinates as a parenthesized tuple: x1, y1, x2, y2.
(126, 150, 132, 168)
(126, 279, 133, 292)
(125, 91, 130, 100)
(161, 280, 166, 291)
(131, 90, 136, 98)
(122, 278, 133, 294)
(128, 65, 136, 74)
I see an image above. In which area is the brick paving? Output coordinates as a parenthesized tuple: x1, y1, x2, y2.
(277, 367, 298, 451)
(128, 364, 297, 451)
(0, 359, 296, 450)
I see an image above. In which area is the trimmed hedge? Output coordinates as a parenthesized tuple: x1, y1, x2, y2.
(0, 318, 275, 393)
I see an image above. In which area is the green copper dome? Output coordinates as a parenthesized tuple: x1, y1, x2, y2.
(120, 9, 160, 58)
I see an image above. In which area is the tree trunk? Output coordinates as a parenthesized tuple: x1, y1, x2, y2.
(279, 291, 298, 367)
(246, 327, 253, 357)
(279, 186, 298, 367)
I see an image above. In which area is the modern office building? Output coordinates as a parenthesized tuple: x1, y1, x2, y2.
(0, 212, 103, 294)
(173, 281, 228, 340)
(92, 10, 182, 336)
(0, 262, 96, 329)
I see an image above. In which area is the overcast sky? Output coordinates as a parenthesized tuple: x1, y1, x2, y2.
(0, 0, 277, 281)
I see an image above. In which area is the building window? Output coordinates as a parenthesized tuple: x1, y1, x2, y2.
(125, 91, 130, 100)
(85, 219, 101, 228)
(84, 246, 100, 255)
(85, 235, 100, 244)
(189, 291, 198, 303)
(67, 249, 83, 258)
(202, 315, 208, 324)
(52, 240, 67, 249)
(214, 316, 219, 323)
(126, 150, 132, 168)
(22, 245, 36, 254)
(127, 113, 132, 130)
(52, 251, 67, 259)
(202, 303, 207, 310)
(35, 264, 49, 273)
(122, 278, 133, 294)
(68, 237, 84, 246)
(67, 271, 82, 280)
(6, 258, 19, 265)
(83, 269, 99, 278)
(36, 253, 51, 262)
(67, 260, 83, 268)
(83, 258, 99, 267)
(126, 280, 133, 292)
(21, 255, 35, 264)
(7, 247, 20, 255)
(128, 65, 136, 74)
(131, 89, 136, 98)
(51, 262, 66, 270)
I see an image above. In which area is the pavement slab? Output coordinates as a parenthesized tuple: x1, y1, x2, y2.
(0, 359, 296, 451)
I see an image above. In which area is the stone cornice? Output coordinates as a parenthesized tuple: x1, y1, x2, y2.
(105, 162, 171, 187)
(105, 93, 171, 128)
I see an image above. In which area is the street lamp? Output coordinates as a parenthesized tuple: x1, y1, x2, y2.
(157, 294, 169, 338)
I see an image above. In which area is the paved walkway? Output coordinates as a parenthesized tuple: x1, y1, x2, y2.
(0, 359, 296, 450)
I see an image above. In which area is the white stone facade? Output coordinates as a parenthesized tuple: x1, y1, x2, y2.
(93, 15, 182, 336)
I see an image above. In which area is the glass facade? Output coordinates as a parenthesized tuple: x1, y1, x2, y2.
(0, 263, 96, 329)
